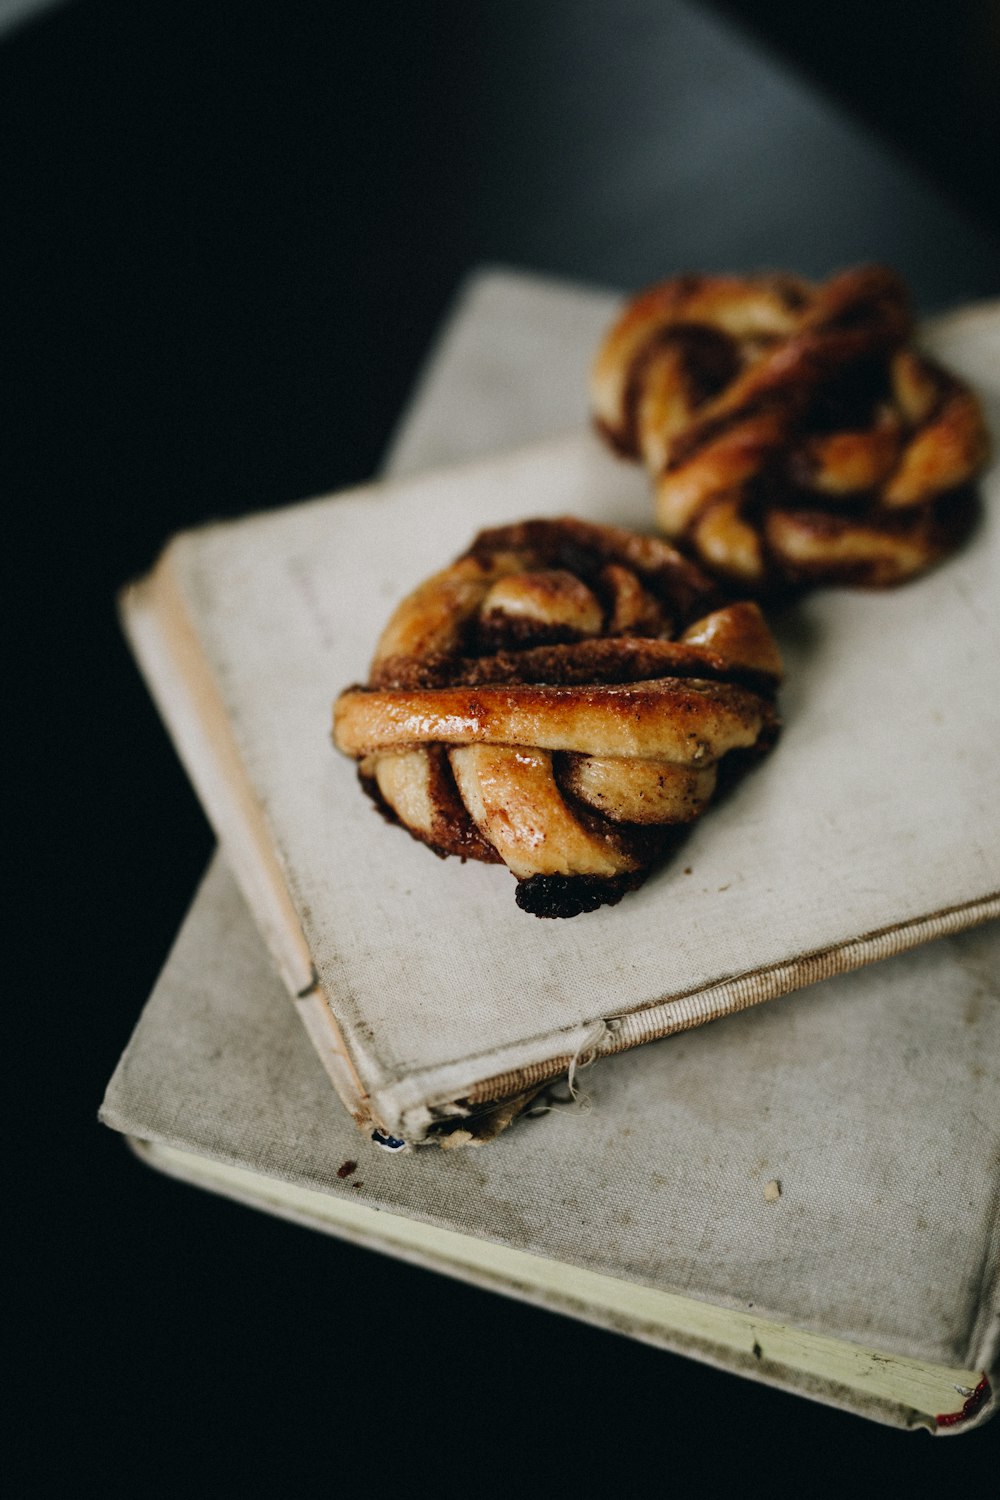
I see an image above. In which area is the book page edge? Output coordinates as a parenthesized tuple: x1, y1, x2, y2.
(119, 554, 374, 1132)
(128, 1136, 996, 1435)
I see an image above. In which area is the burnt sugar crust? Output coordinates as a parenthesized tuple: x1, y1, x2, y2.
(333, 517, 782, 917)
(591, 266, 990, 591)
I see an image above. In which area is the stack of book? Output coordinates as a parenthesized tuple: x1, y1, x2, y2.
(101, 268, 1000, 1432)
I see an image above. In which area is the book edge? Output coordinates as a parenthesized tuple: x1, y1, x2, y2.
(119, 553, 375, 1132)
(126, 1135, 997, 1435)
(385, 892, 1000, 1137)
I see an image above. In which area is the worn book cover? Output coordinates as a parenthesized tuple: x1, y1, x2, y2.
(100, 852, 998, 1432)
(120, 277, 1000, 1145)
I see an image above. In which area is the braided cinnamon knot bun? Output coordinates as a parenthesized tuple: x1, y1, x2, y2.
(333, 518, 781, 918)
(591, 265, 989, 590)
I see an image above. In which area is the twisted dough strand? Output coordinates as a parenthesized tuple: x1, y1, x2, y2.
(334, 519, 781, 917)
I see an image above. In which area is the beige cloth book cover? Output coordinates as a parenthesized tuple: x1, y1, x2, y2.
(104, 270, 998, 1430)
(121, 276, 1000, 1146)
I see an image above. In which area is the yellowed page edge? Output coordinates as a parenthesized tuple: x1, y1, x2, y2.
(119, 555, 371, 1129)
(133, 1138, 994, 1434)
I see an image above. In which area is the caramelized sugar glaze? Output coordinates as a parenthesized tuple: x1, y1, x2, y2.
(334, 519, 782, 916)
(591, 266, 989, 589)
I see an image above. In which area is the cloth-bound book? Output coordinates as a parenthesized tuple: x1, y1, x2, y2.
(104, 269, 999, 1431)
(118, 276, 1000, 1148)
(101, 852, 998, 1433)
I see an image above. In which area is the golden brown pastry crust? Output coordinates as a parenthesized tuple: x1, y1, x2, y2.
(591, 266, 989, 590)
(333, 518, 781, 916)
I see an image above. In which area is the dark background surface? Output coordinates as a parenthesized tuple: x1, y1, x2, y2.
(9, 0, 998, 1489)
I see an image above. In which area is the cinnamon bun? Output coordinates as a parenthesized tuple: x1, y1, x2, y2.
(591, 266, 989, 590)
(333, 518, 782, 916)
